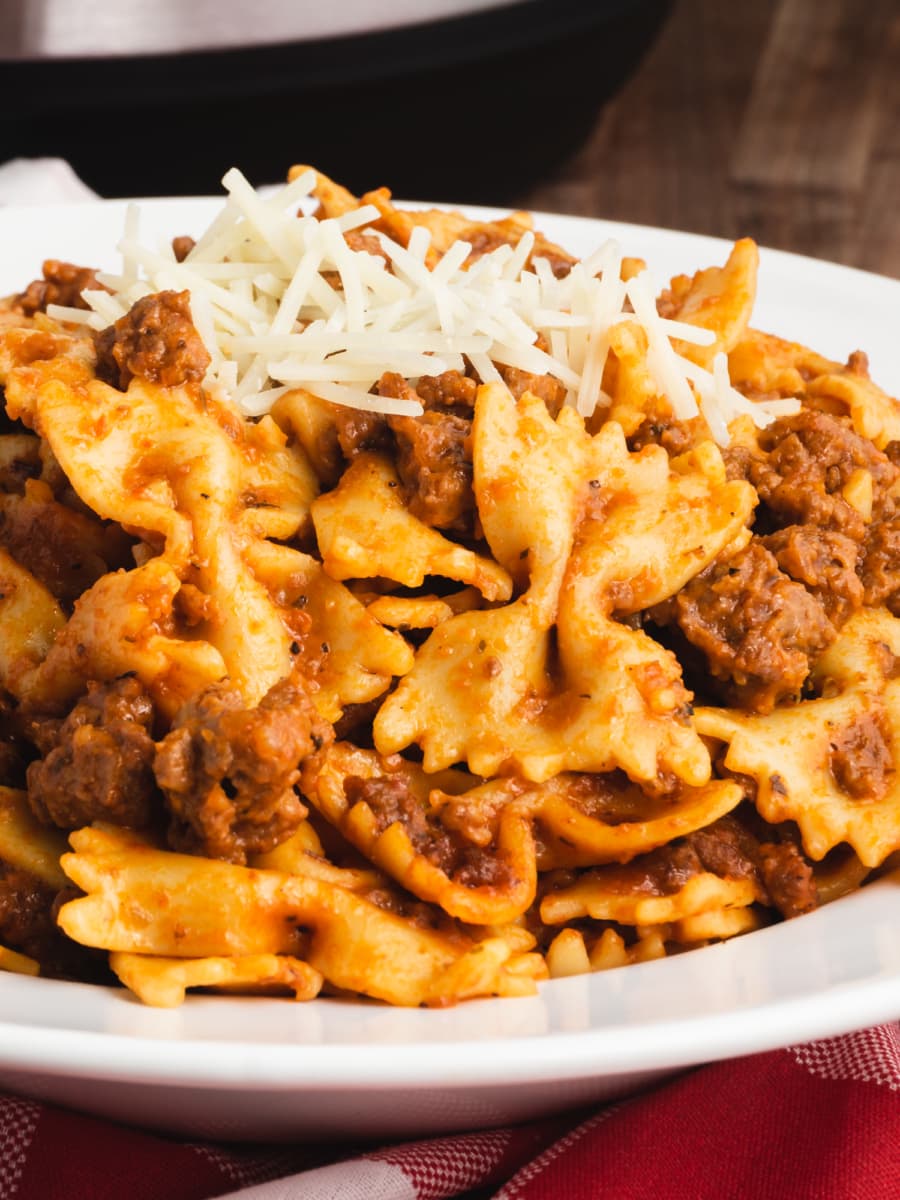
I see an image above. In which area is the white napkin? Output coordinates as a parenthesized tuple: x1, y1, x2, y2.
(0, 158, 99, 205)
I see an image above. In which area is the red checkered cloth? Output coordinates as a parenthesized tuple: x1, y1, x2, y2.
(2, 1023, 898, 1200)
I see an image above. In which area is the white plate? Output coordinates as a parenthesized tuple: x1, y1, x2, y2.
(1, 198, 899, 1141)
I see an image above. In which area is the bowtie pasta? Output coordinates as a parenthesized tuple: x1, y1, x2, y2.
(0, 167, 898, 1008)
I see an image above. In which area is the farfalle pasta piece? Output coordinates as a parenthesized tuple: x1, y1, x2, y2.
(545, 926, 670, 978)
(8, 369, 193, 563)
(58, 825, 532, 1007)
(0, 548, 66, 699)
(727, 328, 839, 398)
(243, 540, 414, 722)
(671, 905, 766, 943)
(376, 396, 752, 785)
(810, 605, 900, 690)
(0, 786, 68, 889)
(365, 595, 456, 630)
(534, 773, 744, 869)
(425, 936, 547, 1004)
(4, 332, 318, 704)
(659, 237, 759, 367)
(109, 951, 323, 1008)
(306, 742, 537, 925)
(373, 383, 585, 768)
(0, 323, 93, 396)
(288, 163, 359, 219)
(571, 434, 757, 615)
(727, 329, 900, 447)
(374, 385, 594, 773)
(695, 608, 900, 866)
(311, 452, 511, 601)
(238, 414, 319, 543)
(540, 867, 759, 927)
(550, 427, 754, 784)
(603, 320, 669, 436)
(812, 849, 872, 905)
(19, 557, 227, 717)
(806, 370, 900, 451)
(374, 594, 553, 777)
(522, 618, 709, 785)
(473, 383, 588, 602)
(0, 945, 40, 977)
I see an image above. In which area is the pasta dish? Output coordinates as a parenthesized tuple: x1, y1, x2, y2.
(0, 167, 897, 1008)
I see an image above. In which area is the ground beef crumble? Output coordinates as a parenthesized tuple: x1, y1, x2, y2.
(93, 289, 210, 391)
(14, 260, 105, 317)
(26, 676, 159, 831)
(344, 771, 515, 889)
(760, 524, 863, 626)
(736, 409, 898, 540)
(828, 711, 894, 801)
(155, 677, 332, 864)
(656, 541, 835, 711)
(584, 814, 817, 920)
(377, 372, 475, 532)
(860, 515, 900, 613)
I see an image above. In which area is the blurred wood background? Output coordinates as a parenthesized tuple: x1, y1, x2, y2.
(521, 0, 900, 277)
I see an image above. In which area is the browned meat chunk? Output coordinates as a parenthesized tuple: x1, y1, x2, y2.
(669, 542, 834, 711)
(498, 365, 566, 416)
(622, 815, 759, 897)
(390, 410, 473, 531)
(461, 226, 574, 279)
(377, 372, 475, 531)
(746, 410, 897, 539)
(761, 525, 862, 626)
(756, 839, 817, 918)
(0, 860, 110, 979)
(345, 771, 514, 888)
(630, 415, 707, 457)
(722, 443, 756, 483)
(860, 515, 900, 613)
(343, 229, 390, 261)
(0, 486, 131, 605)
(26, 676, 158, 830)
(93, 289, 210, 391)
(0, 693, 26, 788)
(171, 236, 196, 263)
(680, 816, 760, 884)
(0, 861, 56, 959)
(829, 712, 893, 801)
(332, 406, 391, 459)
(416, 370, 478, 415)
(694, 817, 816, 919)
(15, 260, 104, 316)
(609, 814, 816, 920)
(155, 677, 332, 864)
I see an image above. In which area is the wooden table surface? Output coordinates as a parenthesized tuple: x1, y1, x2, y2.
(518, 0, 900, 278)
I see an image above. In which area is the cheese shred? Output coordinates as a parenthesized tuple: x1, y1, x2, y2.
(51, 169, 797, 441)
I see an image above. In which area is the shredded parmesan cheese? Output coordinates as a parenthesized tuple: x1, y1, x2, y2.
(49, 168, 798, 441)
